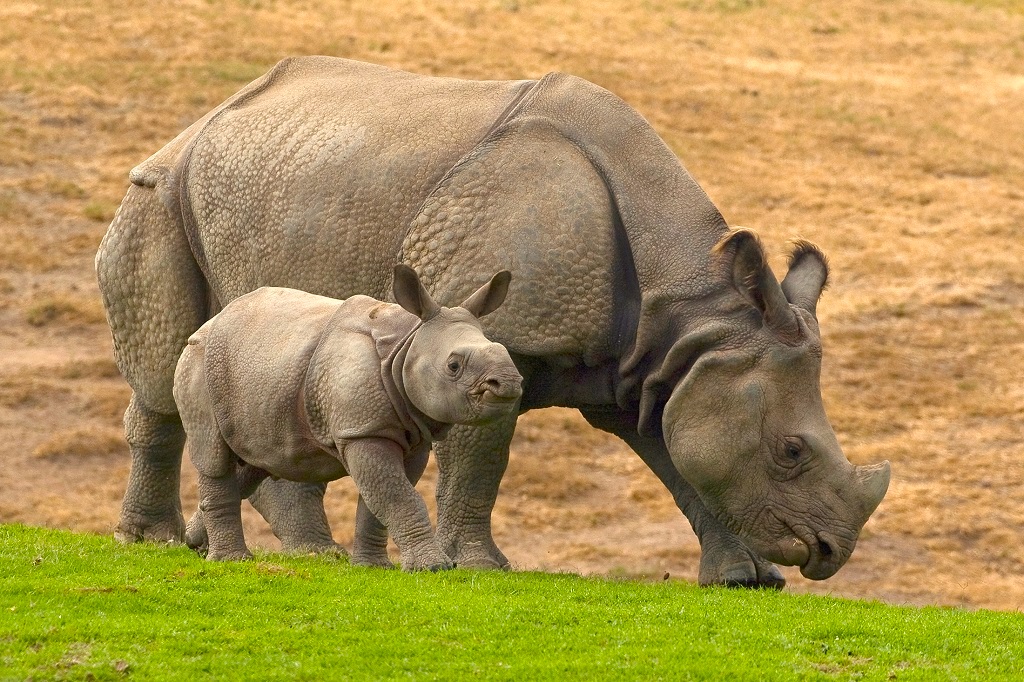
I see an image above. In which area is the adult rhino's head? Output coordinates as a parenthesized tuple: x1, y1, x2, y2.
(393, 264, 523, 426)
(655, 230, 889, 580)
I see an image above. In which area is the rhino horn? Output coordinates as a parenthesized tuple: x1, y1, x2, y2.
(393, 264, 441, 321)
(781, 240, 830, 318)
(855, 461, 891, 518)
(715, 229, 800, 342)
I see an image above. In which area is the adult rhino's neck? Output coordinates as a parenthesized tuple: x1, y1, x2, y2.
(614, 283, 757, 437)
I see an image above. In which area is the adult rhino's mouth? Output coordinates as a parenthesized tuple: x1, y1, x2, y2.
(798, 530, 848, 581)
(767, 510, 846, 580)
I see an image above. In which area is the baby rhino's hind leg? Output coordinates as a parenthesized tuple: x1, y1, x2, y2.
(195, 461, 251, 561)
(186, 463, 270, 555)
(176, 344, 250, 561)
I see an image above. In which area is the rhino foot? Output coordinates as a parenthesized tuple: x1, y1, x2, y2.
(286, 541, 349, 557)
(698, 538, 785, 590)
(438, 537, 510, 570)
(402, 555, 455, 573)
(114, 512, 186, 546)
(352, 555, 395, 569)
(398, 542, 456, 572)
(184, 509, 209, 554)
(207, 547, 253, 562)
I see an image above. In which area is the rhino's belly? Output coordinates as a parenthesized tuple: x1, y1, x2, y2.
(235, 442, 346, 484)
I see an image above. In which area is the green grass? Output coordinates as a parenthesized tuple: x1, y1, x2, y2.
(0, 525, 1022, 680)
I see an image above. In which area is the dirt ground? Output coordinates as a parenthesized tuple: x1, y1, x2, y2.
(1, 0, 1022, 611)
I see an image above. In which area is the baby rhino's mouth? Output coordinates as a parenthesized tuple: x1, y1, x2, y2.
(472, 374, 523, 409)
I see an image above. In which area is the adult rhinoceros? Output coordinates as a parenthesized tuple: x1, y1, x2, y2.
(96, 56, 889, 586)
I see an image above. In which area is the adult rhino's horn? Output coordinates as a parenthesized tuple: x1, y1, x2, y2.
(855, 461, 891, 519)
(781, 240, 830, 318)
(714, 229, 800, 343)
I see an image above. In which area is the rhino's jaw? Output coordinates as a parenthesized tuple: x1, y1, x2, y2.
(754, 509, 855, 580)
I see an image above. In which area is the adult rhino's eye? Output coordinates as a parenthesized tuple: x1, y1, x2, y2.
(446, 354, 463, 376)
(784, 438, 804, 460)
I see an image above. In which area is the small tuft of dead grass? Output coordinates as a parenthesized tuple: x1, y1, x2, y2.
(32, 426, 126, 459)
(0, 233, 62, 272)
(82, 200, 117, 223)
(0, 375, 71, 409)
(56, 357, 121, 380)
(25, 294, 106, 327)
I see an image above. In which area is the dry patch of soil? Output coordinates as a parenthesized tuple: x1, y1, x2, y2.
(1, 0, 1022, 610)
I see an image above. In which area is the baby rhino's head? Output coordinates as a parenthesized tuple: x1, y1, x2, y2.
(393, 264, 523, 426)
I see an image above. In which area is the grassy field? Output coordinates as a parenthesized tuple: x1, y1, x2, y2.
(1, 525, 1023, 681)
(0, 0, 1022, 610)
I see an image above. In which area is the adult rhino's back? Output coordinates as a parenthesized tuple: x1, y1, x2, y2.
(135, 56, 537, 302)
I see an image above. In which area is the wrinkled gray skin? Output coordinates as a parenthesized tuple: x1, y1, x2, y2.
(96, 56, 890, 585)
(175, 266, 522, 569)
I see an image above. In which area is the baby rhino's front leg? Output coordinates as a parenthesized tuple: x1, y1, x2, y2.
(343, 438, 452, 572)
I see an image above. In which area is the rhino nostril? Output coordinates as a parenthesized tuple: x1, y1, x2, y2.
(483, 379, 501, 391)
(817, 539, 833, 558)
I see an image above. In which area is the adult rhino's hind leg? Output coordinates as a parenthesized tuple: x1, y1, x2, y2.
(580, 408, 785, 589)
(117, 395, 187, 543)
(97, 183, 208, 544)
(247, 479, 343, 554)
(433, 413, 519, 570)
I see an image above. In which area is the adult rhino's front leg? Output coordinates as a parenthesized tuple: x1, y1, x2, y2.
(433, 411, 519, 569)
(580, 408, 785, 589)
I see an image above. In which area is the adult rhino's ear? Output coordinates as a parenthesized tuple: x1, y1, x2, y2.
(460, 270, 512, 318)
(781, 240, 829, 318)
(393, 264, 441, 321)
(714, 228, 800, 341)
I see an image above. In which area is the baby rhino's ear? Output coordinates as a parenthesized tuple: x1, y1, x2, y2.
(460, 271, 512, 318)
(393, 264, 440, 321)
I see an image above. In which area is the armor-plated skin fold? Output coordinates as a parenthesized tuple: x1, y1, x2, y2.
(98, 56, 889, 585)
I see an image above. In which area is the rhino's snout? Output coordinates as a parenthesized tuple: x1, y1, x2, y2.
(799, 531, 848, 580)
(470, 344, 523, 405)
(475, 371, 523, 403)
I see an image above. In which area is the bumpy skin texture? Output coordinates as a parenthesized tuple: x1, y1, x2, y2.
(97, 57, 889, 586)
(173, 286, 519, 570)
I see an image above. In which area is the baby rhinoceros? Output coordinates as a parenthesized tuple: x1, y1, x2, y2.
(173, 265, 523, 571)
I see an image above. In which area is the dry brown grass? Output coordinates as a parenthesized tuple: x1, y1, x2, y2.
(24, 293, 106, 327)
(31, 425, 127, 459)
(0, 0, 1022, 609)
